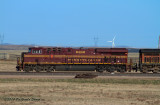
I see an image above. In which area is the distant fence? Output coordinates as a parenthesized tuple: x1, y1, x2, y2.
(0, 53, 21, 60)
(0, 53, 9, 60)
(9, 54, 20, 60)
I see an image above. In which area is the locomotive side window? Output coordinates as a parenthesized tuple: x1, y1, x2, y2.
(152, 58, 154, 63)
(36, 50, 39, 53)
(39, 50, 42, 53)
(32, 50, 42, 54)
(53, 48, 56, 51)
(28, 48, 31, 53)
(146, 57, 151, 63)
(144, 57, 147, 63)
(32, 50, 36, 53)
(58, 48, 61, 52)
(152, 57, 159, 63)
(47, 48, 51, 53)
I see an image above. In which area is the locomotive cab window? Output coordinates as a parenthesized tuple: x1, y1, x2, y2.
(58, 48, 62, 52)
(28, 48, 31, 53)
(144, 57, 147, 63)
(47, 48, 51, 53)
(32, 50, 42, 54)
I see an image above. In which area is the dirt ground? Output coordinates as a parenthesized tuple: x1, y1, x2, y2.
(0, 60, 17, 72)
(0, 77, 160, 105)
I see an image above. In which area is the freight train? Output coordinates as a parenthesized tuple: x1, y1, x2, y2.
(16, 47, 160, 73)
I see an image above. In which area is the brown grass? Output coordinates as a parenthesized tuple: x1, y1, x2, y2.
(0, 78, 160, 105)
(0, 60, 17, 71)
(0, 50, 27, 55)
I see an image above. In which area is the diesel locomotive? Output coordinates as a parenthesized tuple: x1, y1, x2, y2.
(16, 47, 160, 73)
(139, 49, 160, 73)
(16, 47, 128, 72)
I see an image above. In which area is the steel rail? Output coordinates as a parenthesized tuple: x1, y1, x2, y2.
(0, 72, 159, 77)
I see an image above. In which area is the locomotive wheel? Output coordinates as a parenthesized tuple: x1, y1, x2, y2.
(142, 71, 147, 73)
(35, 66, 41, 72)
(152, 70, 158, 73)
(24, 68, 30, 72)
(25, 70, 30, 72)
(142, 67, 148, 73)
(96, 66, 105, 72)
(46, 69, 51, 72)
(23, 66, 31, 72)
(35, 69, 40, 72)
(117, 69, 125, 73)
(44, 66, 52, 72)
(119, 70, 125, 73)
(107, 67, 115, 73)
(97, 68, 102, 72)
(119, 66, 126, 73)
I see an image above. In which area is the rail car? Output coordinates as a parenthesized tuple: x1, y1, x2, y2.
(139, 49, 160, 73)
(16, 47, 128, 72)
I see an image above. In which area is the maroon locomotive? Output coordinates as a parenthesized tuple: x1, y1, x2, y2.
(139, 49, 160, 73)
(16, 47, 128, 72)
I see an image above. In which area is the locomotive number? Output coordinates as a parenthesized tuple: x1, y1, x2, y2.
(76, 51, 85, 54)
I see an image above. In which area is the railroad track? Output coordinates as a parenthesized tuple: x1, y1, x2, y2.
(0, 72, 160, 77)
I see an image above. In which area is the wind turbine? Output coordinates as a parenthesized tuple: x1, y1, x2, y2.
(108, 36, 116, 48)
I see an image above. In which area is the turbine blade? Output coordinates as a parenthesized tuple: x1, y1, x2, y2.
(113, 36, 116, 41)
(107, 41, 112, 42)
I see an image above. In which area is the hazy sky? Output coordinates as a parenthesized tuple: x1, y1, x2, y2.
(0, 0, 160, 48)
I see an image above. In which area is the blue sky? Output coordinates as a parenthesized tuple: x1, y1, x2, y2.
(0, 0, 160, 48)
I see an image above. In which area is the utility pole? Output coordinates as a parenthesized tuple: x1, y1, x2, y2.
(94, 36, 98, 47)
(0, 34, 4, 45)
(0, 34, 4, 50)
(158, 35, 160, 49)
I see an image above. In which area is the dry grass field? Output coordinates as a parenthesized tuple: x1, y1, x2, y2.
(0, 78, 160, 105)
(0, 50, 27, 55)
(0, 60, 17, 72)
(0, 50, 27, 71)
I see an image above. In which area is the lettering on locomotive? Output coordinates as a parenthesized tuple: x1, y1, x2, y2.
(67, 59, 101, 62)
